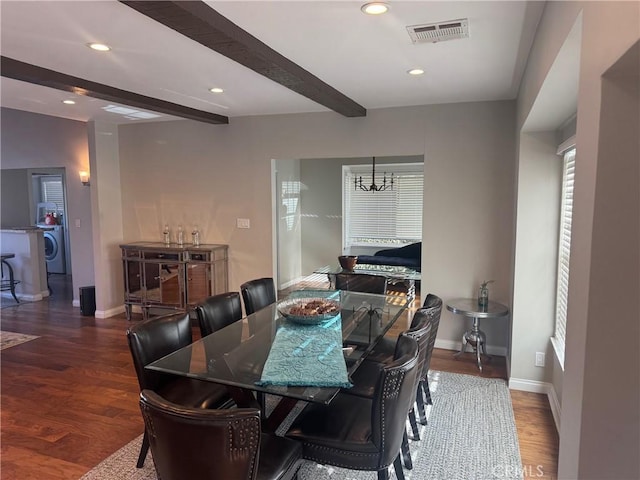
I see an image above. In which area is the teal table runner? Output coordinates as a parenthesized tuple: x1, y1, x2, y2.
(257, 312, 352, 388)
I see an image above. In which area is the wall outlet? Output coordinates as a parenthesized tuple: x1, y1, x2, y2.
(75, 218, 81, 228)
(236, 218, 250, 229)
(535, 352, 545, 367)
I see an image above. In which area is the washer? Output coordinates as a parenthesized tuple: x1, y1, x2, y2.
(37, 225, 66, 274)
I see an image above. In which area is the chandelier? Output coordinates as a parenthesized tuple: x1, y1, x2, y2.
(354, 157, 394, 192)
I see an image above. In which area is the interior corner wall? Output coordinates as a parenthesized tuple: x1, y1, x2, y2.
(299, 157, 343, 275)
(87, 121, 124, 317)
(275, 158, 302, 289)
(0, 169, 30, 227)
(421, 101, 516, 356)
(516, 2, 640, 478)
(0, 108, 94, 305)
(511, 131, 561, 384)
(576, 42, 639, 480)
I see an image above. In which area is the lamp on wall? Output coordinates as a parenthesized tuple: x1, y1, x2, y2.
(354, 157, 394, 192)
(79, 171, 90, 186)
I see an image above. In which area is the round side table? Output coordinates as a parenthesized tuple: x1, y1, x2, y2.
(446, 298, 509, 371)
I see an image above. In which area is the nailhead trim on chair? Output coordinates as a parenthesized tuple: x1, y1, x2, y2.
(379, 369, 405, 468)
(229, 417, 260, 479)
(141, 403, 156, 438)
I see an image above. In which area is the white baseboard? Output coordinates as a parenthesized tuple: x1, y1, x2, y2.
(509, 377, 561, 433)
(279, 276, 306, 290)
(508, 377, 548, 393)
(95, 305, 126, 319)
(2, 290, 48, 301)
(435, 338, 508, 357)
(547, 384, 561, 432)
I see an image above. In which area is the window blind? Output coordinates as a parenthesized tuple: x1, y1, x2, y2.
(41, 178, 65, 216)
(554, 148, 576, 362)
(343, 164, 423, 248)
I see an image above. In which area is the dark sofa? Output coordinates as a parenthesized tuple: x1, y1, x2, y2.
(356, 242, 421, 271)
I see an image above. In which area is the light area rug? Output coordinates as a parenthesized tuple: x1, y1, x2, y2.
(79, 371, 522, 480)
(0, 330, 39, 350)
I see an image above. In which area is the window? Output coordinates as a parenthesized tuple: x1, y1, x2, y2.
(40, 176, 65, 216)
(280, 180, 301, 232)
(553, 146, 576, 366)
(343, 163, 423, 249)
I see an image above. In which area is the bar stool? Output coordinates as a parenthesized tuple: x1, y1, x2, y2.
(1, 253, 21, 303)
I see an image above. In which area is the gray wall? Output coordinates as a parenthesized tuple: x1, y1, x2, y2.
(88, 121, 124, 317)
(512, 131, 562, 384)
(115, 100, 515, 355)
(0, 169, 30, 227)
(577, 42, 638, 480)
(275, 158, 301, 289)
(0, 108, 94, 305)
(422, 101, 515, 354)
(515, 2, 639, 477)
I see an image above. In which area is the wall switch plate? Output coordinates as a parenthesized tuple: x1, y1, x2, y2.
(236, 218, 250, 229)
(75, 219, 81, 228)
(535, 352, 545, 367)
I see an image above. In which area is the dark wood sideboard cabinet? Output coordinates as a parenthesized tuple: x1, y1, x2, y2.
(120, 242, 229, 320)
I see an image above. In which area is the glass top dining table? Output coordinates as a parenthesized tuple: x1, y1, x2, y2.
(146, 290, 409, 407)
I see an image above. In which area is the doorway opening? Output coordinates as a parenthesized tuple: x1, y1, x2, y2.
(29, 168, 72, 279)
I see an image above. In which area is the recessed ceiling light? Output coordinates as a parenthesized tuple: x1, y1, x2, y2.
(361, 2, 389, 15)
(88, 43, 111, 52)
(407, 68, 425, 76)
(209, 87, 224, 94)
(62, 99, 76, 105)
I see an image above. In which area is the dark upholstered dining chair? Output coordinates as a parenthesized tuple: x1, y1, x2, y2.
(139, 390, 303, 480)
(285, 336, 419, 480)
(419, 293, 443, 413)
(362, 293, 443, 425)
(341, 309, 433, 468)
(195, 291, 243, 337)
(241, 277, 276, 315)
(334, 272, 387, 294)
(126, 313, 233, 468)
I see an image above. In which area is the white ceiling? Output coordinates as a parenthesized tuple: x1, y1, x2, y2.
(0, 1, 546, 125)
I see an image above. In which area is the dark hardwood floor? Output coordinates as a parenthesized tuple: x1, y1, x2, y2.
(0, 275, 558, 479)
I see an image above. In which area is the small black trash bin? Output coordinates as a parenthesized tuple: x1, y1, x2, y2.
(79, 286, 96, 316)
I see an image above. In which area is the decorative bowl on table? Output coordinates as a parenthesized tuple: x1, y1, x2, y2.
(277, 297, 341, 325)
(338, 255, 358, 271)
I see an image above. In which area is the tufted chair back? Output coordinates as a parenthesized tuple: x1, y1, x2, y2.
(240, 278, 276, 315)
(396, 310, 432, 394)
(196, 291, 243, 337)
(422, 292, 442, 310)
(417, 294, 443, 380)
(371, 335, 419, 469)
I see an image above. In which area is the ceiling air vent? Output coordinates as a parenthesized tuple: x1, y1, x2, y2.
(406, 19, 469, 44)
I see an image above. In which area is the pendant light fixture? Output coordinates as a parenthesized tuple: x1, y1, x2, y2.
(354, 157, 394, 192)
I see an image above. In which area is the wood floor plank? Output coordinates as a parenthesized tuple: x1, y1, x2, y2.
(0, 276, 559, 479)
(1, 445, 87, 480)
